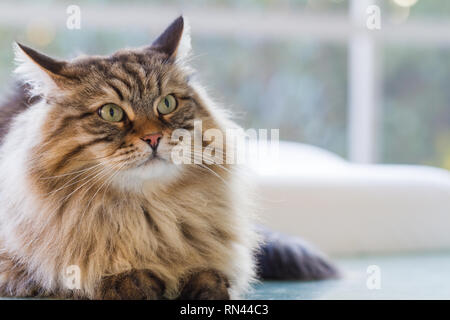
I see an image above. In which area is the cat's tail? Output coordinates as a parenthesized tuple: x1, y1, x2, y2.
(255, 225, 339, 280)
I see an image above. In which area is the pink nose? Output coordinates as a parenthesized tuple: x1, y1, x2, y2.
(141, 133, 162, 150)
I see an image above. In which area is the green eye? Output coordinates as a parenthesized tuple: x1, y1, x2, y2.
(99, 104, 124, 122)
(157, 95, 177, 115)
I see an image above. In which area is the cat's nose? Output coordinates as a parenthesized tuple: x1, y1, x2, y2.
(141, 133, 162, 150)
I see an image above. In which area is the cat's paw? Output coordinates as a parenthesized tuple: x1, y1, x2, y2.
(94, 269, 165, 300)
(178, 269, 230, 300)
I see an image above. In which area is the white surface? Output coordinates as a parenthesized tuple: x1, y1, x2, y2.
(252, 141, 450, 257)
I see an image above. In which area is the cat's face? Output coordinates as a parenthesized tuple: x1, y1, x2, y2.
(48, 50, 201, 183)
(15, 17, 220, 189)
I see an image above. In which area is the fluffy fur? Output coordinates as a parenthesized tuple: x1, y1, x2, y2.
(0, 16, 258, 299)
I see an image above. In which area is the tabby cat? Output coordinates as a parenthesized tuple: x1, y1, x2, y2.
(0, 16, 336, 300)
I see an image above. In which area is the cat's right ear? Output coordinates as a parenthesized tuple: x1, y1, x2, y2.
(13, 42, 68, 97)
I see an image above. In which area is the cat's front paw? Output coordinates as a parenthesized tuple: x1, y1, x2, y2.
(179, 269, 230, 300)
(94, 269, 165, 300)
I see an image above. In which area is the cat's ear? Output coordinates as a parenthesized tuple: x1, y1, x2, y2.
(13, 42, 68, 97)
(150, 16, 192, 61)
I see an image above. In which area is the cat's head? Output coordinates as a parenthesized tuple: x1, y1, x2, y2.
(14, 16, 227, 191)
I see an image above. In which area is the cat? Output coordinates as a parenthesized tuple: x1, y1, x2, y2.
(0, 16, 336, 300)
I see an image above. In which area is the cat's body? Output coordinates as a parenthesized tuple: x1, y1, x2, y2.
(0, 16, 336, 300)
(0, 105, 254, 299)
(0, 17, 257, 299)
(0, 93, 255, 299)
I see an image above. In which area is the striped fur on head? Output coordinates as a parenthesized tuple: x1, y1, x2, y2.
(0, 16, 258, 299)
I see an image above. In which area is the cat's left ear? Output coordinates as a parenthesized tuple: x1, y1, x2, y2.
(149, 16, 192, 62)
(13, 42, 68, 97)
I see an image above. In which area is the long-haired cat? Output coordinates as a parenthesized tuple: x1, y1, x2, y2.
(0, 16, 336, 299)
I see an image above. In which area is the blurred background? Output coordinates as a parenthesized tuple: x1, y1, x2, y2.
(0, 0, 449, 169)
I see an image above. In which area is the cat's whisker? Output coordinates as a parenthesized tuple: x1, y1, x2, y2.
(73, 149, 122, 162)
(196, 163, 230, 187)
(189, 154, 230, 186)
(43, 165, 107, 197)
(100, 161, 129, 200)
(78, 161, 127, 223)
(33, 163, 120, 235)
(189, 151, 233, 174)
(77, 161, 123, 199)
(40, 162, 106, 180)
(57, 162, 119, 205)
(192, 152, 232, 171)
(37, 146, 130, 182)
(33, 151, 117, 182)
(36, 164, 118, 233)
(100, 163, 126, 209)
(45, 152, 134, 197)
